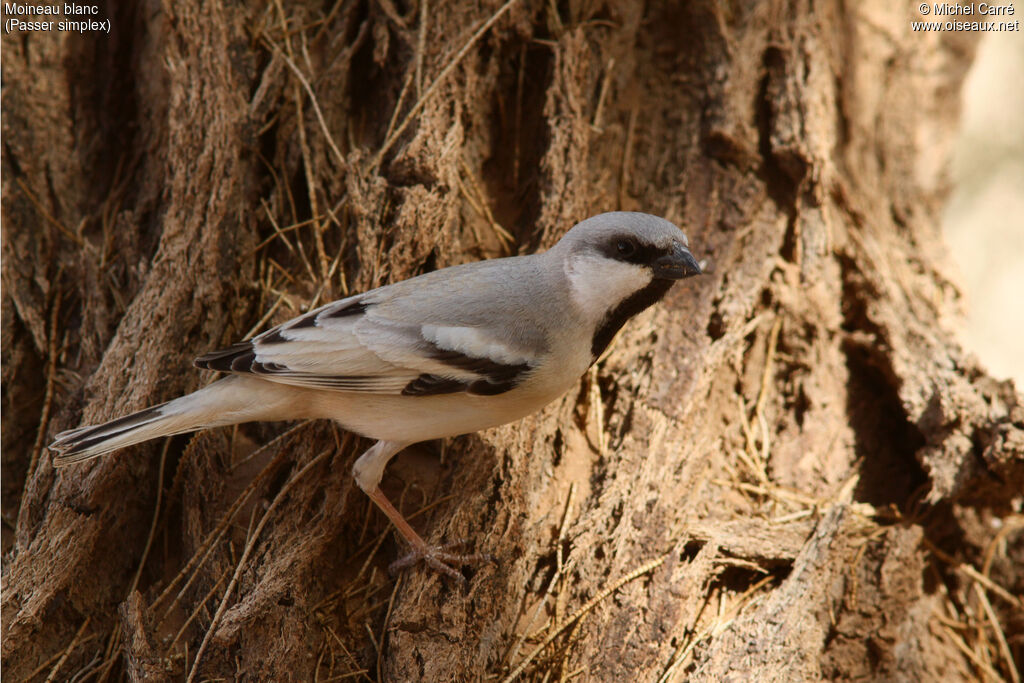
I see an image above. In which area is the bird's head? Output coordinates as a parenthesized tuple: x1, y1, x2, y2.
(552, 212, 701, 321)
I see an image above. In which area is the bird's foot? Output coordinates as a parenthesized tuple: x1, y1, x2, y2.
(363, 485, 494, 582)
(389, 539, 494, 583)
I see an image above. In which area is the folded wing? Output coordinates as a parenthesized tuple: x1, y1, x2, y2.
(194, 295, 535, 397)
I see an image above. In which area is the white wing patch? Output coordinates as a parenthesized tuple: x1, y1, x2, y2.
(421, 325, 533, 366)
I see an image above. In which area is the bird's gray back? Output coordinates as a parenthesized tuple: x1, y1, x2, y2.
(365, 253, 568, 354)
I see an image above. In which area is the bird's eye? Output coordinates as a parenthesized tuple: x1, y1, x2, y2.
(616, 239, 636, 258)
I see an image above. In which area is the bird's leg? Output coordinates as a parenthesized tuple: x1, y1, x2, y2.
(353, 440, 493, 581)
(364, 486, 493, 581)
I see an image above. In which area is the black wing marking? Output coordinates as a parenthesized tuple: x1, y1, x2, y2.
(401, 374, 468, 396)
(324, 300, 368, 318)
(194, 342, 257, 372)
(195, 340, 378, 388)
(194, 343, 288, 374)
(194, 298, 372, 372)
(194, 296, 534, 397)
(400, 344, 532, 396)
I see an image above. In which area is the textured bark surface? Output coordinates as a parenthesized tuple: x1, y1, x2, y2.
(3, 1, 1022, 681)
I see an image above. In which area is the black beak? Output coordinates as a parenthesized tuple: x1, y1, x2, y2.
(653, 242, 702, 280)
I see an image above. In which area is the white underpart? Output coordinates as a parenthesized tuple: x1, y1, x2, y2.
(420, 324, 531, 365)
(565, 253, 652, 323)
(352, 440, 408, 491)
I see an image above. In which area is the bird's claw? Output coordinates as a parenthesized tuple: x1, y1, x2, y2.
(388, 539, 495, 582)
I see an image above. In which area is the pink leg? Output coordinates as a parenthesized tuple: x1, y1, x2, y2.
(365, 485, 493, 582)
(353, 440, 493, 581)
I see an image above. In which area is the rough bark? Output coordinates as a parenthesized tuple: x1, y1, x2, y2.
(3, 1, 1022, 681)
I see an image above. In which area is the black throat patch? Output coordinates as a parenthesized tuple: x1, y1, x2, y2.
(590, 278, 674, 360)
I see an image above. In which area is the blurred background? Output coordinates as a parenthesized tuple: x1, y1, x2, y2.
(944, 30, 1024, 387)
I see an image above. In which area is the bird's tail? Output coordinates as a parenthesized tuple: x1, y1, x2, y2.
(49, 375, 303, 466)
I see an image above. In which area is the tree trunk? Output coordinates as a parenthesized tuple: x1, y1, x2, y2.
(3, 1, 1022, 681)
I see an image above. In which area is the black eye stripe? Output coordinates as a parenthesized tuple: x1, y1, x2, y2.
(601, 235, 665, 265)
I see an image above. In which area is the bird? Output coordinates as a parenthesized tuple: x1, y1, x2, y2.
(49, 211, 702, 579)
